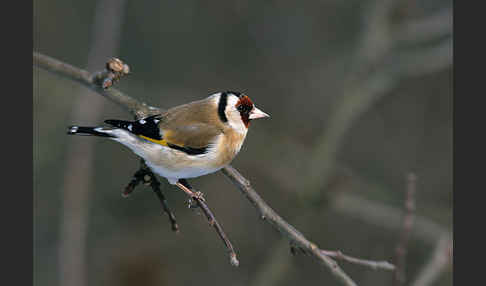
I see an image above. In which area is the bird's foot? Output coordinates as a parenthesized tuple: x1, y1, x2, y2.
(192, 191, 205, 202)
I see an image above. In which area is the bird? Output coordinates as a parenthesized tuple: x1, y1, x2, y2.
(67, 91, 269, 199)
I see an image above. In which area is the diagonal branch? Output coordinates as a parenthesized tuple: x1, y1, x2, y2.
(221, 166, 358, 286)
(34, 51, 393, 286)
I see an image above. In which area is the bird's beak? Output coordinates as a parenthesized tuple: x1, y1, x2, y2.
(249, 107, 270, 120)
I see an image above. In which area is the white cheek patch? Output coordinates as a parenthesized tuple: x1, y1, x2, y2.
(225, 96, 248, 135)
(139, 119, 146, 124)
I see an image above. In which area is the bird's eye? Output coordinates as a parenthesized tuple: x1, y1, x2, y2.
(237, 104, 252, 113)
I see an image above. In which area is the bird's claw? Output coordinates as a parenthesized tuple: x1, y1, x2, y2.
(192, 191, 205, 202)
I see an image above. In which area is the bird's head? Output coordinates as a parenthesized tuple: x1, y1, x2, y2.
(218, 91, 269, 132)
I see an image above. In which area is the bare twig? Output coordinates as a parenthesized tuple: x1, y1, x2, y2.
(321, 250, 395, 271)
(178, 179, 239, 267)
(125, 159, 235, 262)
(124, 160, 179, 232)
(410, 235, 452, 286)
(33, 52, 161, 120)
(393, 173, 417, 286)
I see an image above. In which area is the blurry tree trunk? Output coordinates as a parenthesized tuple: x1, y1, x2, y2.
(58, 1, 126, 286)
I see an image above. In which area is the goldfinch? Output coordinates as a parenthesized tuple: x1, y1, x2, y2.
(67, 91, 269, 196)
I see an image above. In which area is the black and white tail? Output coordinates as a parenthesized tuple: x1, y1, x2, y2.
(67, 114, 162, 139)
(67, 126, 116, 137)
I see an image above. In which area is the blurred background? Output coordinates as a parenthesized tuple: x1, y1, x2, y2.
(33, 0, 452, 286)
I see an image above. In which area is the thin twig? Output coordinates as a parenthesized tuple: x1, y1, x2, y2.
(33, 52, 161, 120)
(124, 160, 179, 232)
(393, 173, 417, 286)
(178, 179, 239, 267)
(321, 250, 395, 271)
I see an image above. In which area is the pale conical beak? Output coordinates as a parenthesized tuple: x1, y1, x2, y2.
(249, 107, 270, 120)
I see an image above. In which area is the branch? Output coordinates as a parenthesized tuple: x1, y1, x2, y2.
(179, 179, 239, 267)
(320, 250, 395, 271)
(34, 51, 392, 285)
(33, 52, 160, 120)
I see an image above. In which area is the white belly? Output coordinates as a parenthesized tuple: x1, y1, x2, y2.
(145, 160, 222, 185)
(110, 129, 244, 185)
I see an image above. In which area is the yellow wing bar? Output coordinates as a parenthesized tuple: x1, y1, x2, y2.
(139, 135, 169, 147)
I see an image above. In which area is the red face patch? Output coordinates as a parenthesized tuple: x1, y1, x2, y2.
(235, 96, 254, 128)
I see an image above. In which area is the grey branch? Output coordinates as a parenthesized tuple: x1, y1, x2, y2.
(320, 250, 395, 271)
(34, 51, 396, 286)
(33, 52, 161, 120)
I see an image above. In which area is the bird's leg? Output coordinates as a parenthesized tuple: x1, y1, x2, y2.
(176, 179, 205, 202)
